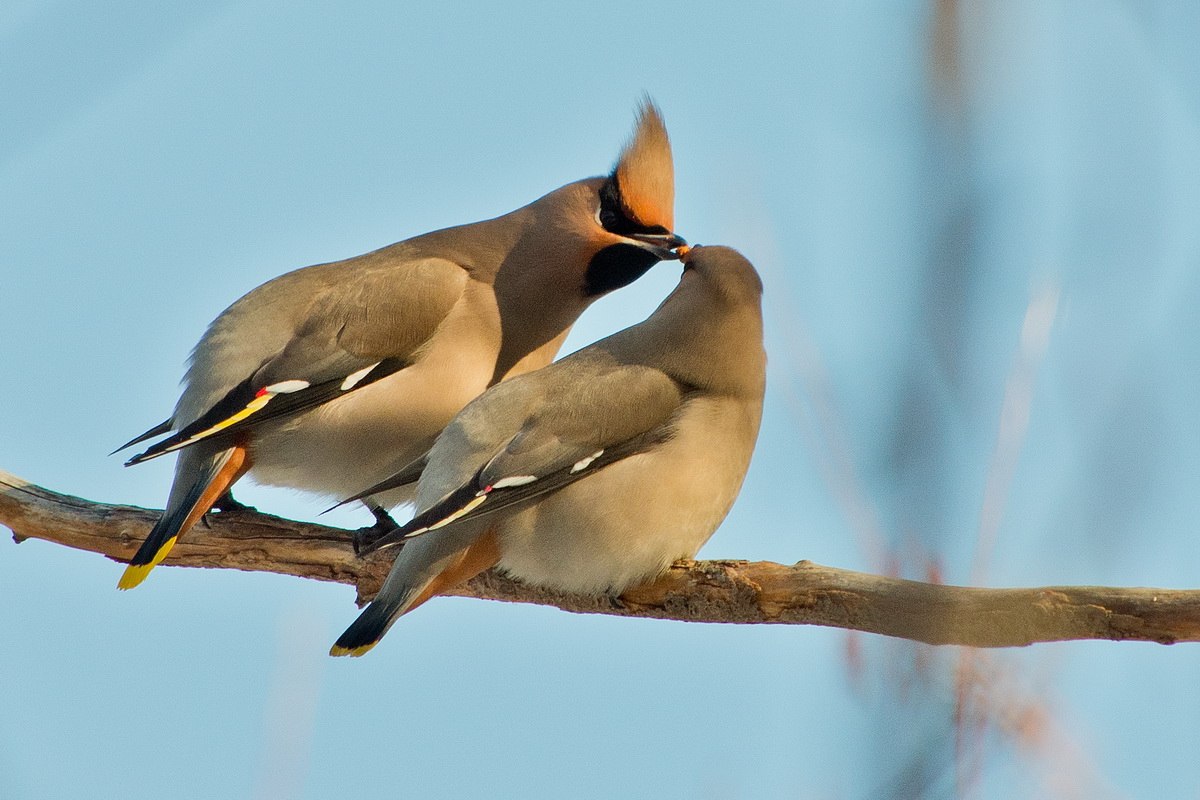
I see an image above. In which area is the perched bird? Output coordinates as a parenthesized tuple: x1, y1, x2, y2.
(114, 101, 684, 589)
(331, 245, 766, 656)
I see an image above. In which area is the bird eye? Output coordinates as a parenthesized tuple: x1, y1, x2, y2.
(597, 178, 627, 233)
(598, 205, 619, 230)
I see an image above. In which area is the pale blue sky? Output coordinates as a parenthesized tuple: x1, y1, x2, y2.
(3, 2, 1200, 798)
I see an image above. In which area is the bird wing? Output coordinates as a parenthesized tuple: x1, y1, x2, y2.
(122, 258, 469, 465)
(358, 360, 686, 554)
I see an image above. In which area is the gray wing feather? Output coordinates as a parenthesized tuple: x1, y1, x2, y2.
(357, 357, 687, 554)
(470, 358, 683, 486)
(153, 256, 467, 445)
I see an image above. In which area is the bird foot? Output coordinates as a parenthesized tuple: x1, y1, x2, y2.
(212, 491, 257, 514)
(352, 506, 402, 556)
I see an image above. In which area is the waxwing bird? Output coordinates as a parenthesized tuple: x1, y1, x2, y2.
(114, 101, 684, 589)
(331, 245, 765, 656)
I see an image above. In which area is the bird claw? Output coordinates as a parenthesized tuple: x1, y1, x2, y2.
(352, 506, 402, 556)
(212, 491, 256, 514)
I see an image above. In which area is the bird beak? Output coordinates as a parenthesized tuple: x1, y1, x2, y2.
(627, 231, 688, 260)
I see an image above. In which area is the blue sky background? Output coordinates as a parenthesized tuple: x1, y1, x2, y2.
(3, 2, 1199, 798)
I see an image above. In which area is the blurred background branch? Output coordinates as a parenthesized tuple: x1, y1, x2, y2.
(4, 468, 1198, 649)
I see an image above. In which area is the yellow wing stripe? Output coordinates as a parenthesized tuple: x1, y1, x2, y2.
(425, 494, 488, 532)
(157, 393, 275, 456)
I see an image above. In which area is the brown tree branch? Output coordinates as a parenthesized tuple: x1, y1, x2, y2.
(2, 468, 1198, 648)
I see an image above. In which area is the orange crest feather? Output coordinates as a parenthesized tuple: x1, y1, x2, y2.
(613, 100, 675, 231)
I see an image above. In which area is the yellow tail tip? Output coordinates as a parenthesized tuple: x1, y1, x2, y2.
(329, 641, 378, 658)
(117, 564, 153, 590)
(117, 536, 178, 590)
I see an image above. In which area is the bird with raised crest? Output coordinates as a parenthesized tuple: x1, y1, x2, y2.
(114, 100, 684, 590)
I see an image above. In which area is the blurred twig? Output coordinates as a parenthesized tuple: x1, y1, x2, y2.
(972, 285, 1060, 586)
(3, 468, 1200, 647)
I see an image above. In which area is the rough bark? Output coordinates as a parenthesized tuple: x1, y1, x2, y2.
(2, 469, 1198, 648)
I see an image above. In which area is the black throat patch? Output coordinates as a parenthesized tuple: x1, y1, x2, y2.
(584, 243, 661, 297)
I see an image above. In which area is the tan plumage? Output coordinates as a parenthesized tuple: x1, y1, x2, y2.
(331, 245, 766, 656)
(116, 100, 684, 589)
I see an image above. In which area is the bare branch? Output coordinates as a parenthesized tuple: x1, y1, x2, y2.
(2, 469, 1198, 648)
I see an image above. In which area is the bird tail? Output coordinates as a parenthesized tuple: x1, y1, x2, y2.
(118, 445, 249, 590)
(329, 590, 416, 657)
(330, 527, 501, 657)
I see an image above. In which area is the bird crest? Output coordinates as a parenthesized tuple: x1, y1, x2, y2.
(612, 100, 675, 231)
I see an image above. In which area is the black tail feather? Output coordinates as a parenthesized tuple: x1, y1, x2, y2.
(330, 599, 404, 657)
(117, 450, 233, 589)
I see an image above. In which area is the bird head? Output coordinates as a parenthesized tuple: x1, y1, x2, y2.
(679, 244, 764, 304)
(581, 100, 687, 296)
